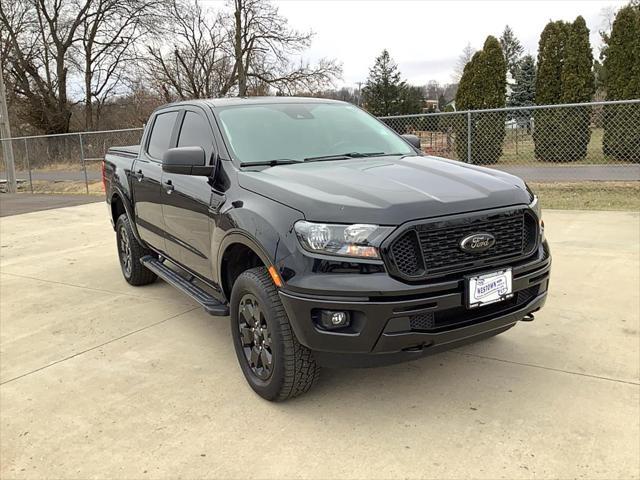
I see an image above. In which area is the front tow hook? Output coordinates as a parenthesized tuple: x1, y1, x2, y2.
(522, 313, 535, 322)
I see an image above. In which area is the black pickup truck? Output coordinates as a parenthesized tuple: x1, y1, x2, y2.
(104, 97, 550, 401)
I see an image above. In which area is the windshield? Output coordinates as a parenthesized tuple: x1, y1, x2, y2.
(216, 102, 413, 164)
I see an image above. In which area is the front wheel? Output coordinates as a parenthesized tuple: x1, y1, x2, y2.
(230, 267, 320, 401)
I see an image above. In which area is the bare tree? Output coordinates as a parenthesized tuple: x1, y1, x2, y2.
(79, 0, 161, 130)
(145, 0, 233, 101)
(0, 0, 93, 133)
(452, 42, 475, 82)
(229, 0, 341, 96)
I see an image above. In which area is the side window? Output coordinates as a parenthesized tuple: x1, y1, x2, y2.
(177, 111, 213, 160)
(147, 111, 179, 160)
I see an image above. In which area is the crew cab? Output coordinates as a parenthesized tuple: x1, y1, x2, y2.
(104, 97, 551, 401)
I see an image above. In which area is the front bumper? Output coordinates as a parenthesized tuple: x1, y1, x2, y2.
(279, 243, 551, 367)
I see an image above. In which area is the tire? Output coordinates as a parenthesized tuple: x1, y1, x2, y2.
(115, 213, 157, 286)
(230, 267, 320, 401)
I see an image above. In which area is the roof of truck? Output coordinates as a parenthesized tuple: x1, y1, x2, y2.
(163, 96, 346, 109)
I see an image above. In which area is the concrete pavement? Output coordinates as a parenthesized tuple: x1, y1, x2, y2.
(0, 203, 638, 479)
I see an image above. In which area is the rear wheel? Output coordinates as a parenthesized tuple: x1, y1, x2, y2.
(115, 213, 157, 286)
(230, 267, 320, 401)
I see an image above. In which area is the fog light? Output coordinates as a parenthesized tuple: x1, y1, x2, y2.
(318, 310, 351, 330)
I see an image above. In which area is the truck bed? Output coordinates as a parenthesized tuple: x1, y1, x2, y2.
(107, 145, 139, 158)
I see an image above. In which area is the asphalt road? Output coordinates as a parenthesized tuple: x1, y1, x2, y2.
(0, 193, 103, 217)
(497, 164, 640, 182)
(4, 163, 640, 183)
(0, 203, 638, 479)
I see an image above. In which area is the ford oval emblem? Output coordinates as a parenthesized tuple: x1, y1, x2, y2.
(459, 232, 496, 253)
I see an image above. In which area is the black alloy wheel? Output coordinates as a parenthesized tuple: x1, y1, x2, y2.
(230, 267, 320, 401)
(118, 223, 133, 277)
(238, 293, 273, 380)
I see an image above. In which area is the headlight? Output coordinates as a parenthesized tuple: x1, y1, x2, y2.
(530, 194, 541, 219)
(294, 221, 394, 259)
(528, 192, 544, 239)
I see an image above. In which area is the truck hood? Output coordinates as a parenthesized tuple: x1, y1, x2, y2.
(238, 156, 531, 225)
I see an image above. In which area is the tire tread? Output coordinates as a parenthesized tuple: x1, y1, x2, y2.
(236, 267, 320, 400)
(115, 214, 157, 286)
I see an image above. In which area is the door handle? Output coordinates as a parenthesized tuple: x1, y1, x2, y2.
(133, 169, 144, 181)
(163, 179, 174, 194)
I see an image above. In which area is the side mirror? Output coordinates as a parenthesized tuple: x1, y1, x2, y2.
(401, 134, 421, 151)
(162, 146, 213, 176)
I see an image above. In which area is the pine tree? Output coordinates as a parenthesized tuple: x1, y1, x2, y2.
(602, 5, 640, 161)
(362, 50, 405, 117)
(500, 25, 524, 79)
(509, 54, 536, 130)
(398, 85, 424, 115)
(455, 36, 507, 164)
(510, 55, 536, 107)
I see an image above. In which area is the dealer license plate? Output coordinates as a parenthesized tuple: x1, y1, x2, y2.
(467, 268, 513, 308)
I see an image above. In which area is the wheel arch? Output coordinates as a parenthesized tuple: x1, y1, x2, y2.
(110, 188, 144, 245)
(218, 232, 274, 301)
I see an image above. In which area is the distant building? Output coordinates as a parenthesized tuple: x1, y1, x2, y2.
(421, 99, 439, 113)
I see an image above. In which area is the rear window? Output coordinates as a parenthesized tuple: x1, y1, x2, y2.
(147, 111, 178, 159)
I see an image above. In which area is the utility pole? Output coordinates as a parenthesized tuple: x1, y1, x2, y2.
(355, 81, 363, 107)
(0, 66, 17, 193)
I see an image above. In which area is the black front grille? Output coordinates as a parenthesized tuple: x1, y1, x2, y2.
(387, 209, 538, 280)
(389, 231, 424, 277)
(409, 285, 539, 332)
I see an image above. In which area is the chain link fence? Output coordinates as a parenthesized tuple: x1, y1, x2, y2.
(0, 128, 143, 194)
(1, 99, 639, 194)
(380, 99, 640, 183)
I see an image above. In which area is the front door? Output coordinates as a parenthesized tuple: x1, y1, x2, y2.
(132, 109, 180, 252)
(161, 108, 217, 280)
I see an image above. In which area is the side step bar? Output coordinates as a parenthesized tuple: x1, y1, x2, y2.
(141, 255, 229, 316)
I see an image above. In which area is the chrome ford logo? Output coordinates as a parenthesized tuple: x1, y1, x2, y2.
(459, 233, 496, 253)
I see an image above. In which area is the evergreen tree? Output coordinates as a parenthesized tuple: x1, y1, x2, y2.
(398, 85, 424, 115)
(510, 55, 536, 107)
(560, 16, 595, 161)
(603, 5, 640, 161)
(455, 36, 507, 164)
(535, 21, 568, 105)
(500, 25, 524, 79)
(362, 50, 405, 116)
(533, 19, 596, 162)
(509, 54, 536, 130)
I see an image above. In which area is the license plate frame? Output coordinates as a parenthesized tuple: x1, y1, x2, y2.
(466, 268, 513, 309)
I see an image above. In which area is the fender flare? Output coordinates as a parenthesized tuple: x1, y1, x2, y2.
(216, 230, 274, 284)
(111, 187, 144, 245)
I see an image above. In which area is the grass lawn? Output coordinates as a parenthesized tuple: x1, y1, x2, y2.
(9, 178, 640, 211)
(531, 181, 640, 211)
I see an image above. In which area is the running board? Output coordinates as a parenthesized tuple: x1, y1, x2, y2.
(141, 256, 229, 316)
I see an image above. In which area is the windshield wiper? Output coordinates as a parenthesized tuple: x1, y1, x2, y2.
(240, 159, 302, 168)
(303, 152, 418, 162)
(304, 152, 385, 162)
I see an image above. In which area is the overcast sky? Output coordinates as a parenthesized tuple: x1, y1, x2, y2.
(271, 0, 626, 88)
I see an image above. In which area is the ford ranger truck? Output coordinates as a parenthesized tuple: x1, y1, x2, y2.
(104, 97, 551, 401)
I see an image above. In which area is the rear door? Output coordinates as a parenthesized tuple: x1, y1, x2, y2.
(132, 109, 180, 252)
(161, 107, 217, 279)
